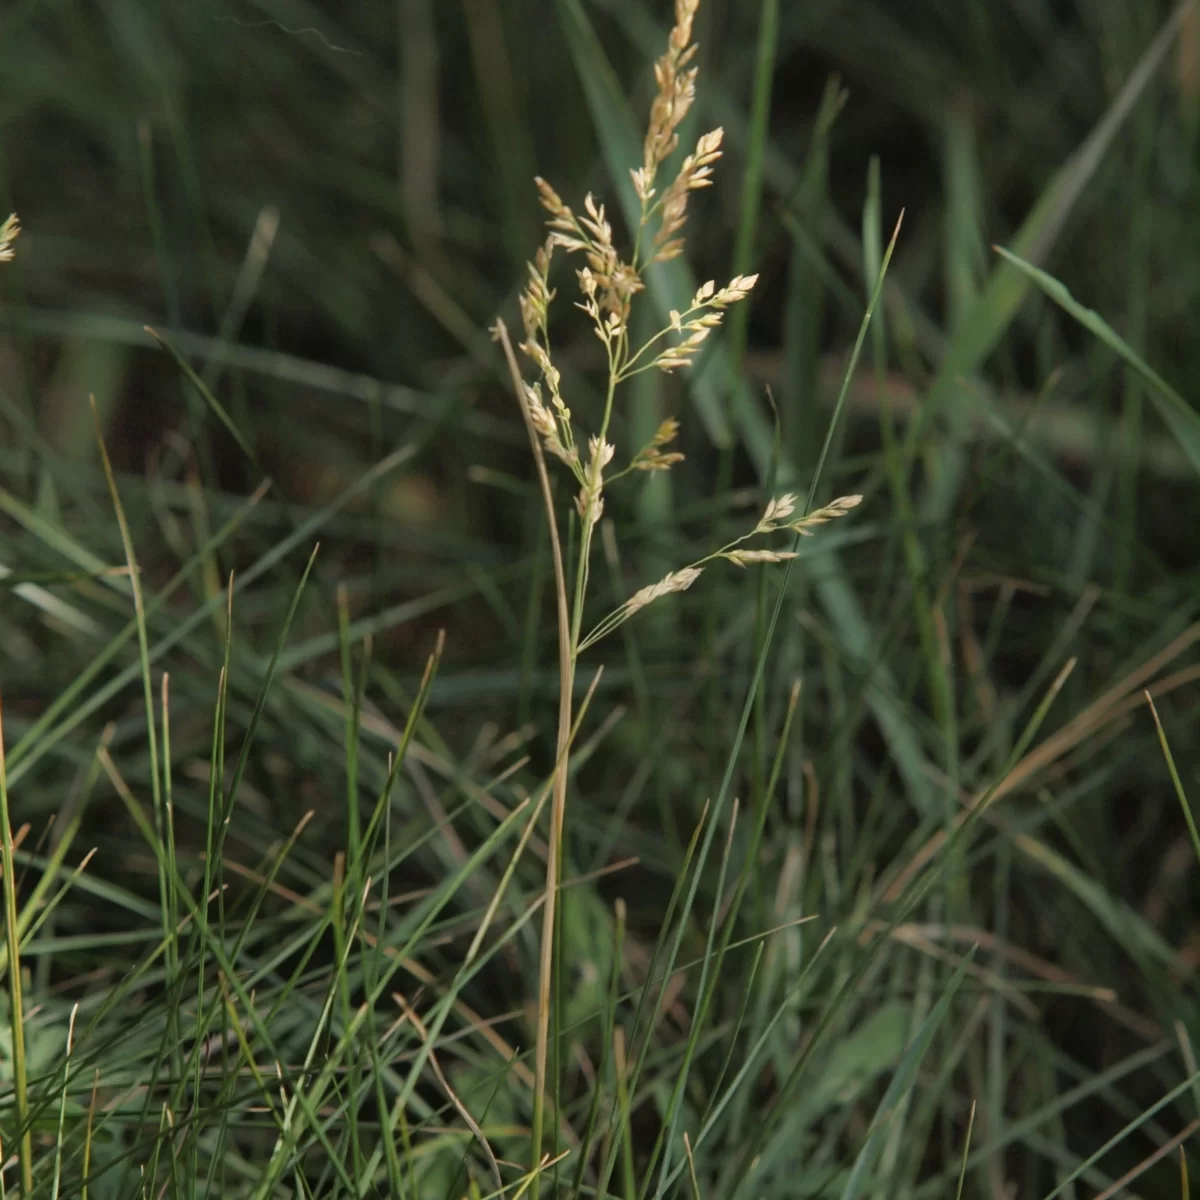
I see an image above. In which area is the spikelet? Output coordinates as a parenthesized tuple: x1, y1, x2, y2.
(575, 436, 615, 528)
(708, 274, 759, 307)
(650, 274, 760, 372)
(625, 565, 703, 614)
(653, 326, 713, 373)
(653, 128, 723, 262)
(756, 493, 798, 532)
(722, 549, 799, 568)
(523, 382, 577, 468)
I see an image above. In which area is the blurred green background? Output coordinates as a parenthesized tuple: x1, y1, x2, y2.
(4, 0, 1200, 1196)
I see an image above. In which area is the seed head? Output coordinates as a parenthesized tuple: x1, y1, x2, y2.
(625, 565, 703, 614)
(631, 416, 684, 472)
(722, 549, 798, 568)
(756, 493, 798, 532)
(642, 0, 702, 192)
(710, 274, 759, 307)
(653, 128, 724, 262)
(789, 494, 863, 535)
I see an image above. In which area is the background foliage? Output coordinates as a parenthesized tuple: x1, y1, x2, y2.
(2, 0, 1200, 1196)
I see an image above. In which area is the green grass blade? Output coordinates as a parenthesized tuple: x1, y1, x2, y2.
(839, 948, 976, 1200)
(916, 3, 1190, 517)
(8, 448, 412, 787)
(1039, 1068, 1200, 1200)
(0, 697, 34, 1195)
(726, 0, 779, 372)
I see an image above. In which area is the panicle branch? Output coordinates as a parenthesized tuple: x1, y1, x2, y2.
(517, 237, 580, 474)
(652, 127, 723, 262)
(630, 417, 684, 472)
(633, 0, 702, 204)
(753, 491, 862, 536)
(647, 274, 759, 373)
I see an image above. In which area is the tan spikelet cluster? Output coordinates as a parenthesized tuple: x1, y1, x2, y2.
(634, 0, 701, 203)
(517, 239, 581, 474)
(0, 214, 20, 262)
(519, 0, 756, 403)
(754, 492, 863, 535)
(652, 128, 723, 262)
(628, 1, 726, 264)
(524, 382, 576, 469)
(754, 492, 798, 532)
(535, 180, 641, 333)
(722, 548, 798, 568)
(630, 418, 684, 472)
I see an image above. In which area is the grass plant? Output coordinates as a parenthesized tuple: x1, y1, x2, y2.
(2, 0, 1200, 1197)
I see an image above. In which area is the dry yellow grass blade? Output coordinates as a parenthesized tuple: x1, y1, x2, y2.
(883, 622, 1200, 906)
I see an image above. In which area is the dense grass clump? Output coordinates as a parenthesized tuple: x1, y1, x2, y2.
(3, 1, 1200, 1196)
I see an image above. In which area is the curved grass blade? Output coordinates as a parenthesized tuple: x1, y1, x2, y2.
(993, 246, 1200, 478)
(1145, 691, 1200, 867)
(146, 326, 259, 467)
